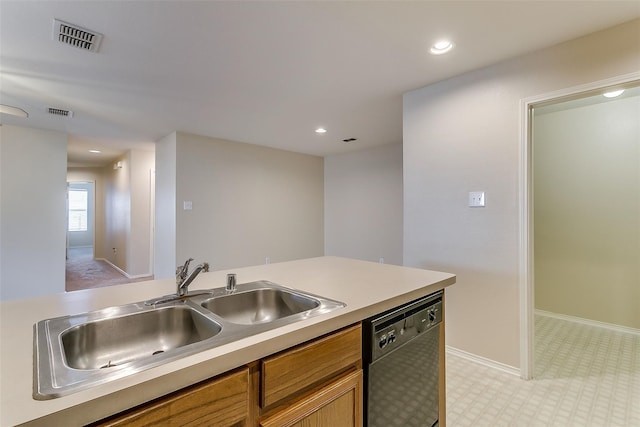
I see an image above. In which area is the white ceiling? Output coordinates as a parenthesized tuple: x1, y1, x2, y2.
(1, 1, 639, 166)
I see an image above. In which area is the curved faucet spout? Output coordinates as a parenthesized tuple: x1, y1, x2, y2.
(176, 259, 209, 296)
(176, 258, 194, 286)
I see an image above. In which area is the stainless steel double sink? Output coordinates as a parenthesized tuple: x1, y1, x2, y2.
(33, 281, 345, 399)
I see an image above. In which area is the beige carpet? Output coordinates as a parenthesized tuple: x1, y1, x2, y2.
(66, 247, 152, 292)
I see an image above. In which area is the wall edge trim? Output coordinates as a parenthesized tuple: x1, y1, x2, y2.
(445, 345, 521, 377)
(535, 310, 640, 337)
(95, 258, 152, 280)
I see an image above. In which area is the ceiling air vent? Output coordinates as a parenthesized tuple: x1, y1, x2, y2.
(48, 107, 74, 118)
(53, 19, 103, 52)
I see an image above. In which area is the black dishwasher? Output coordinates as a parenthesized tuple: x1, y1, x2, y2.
(363, 290, 443, 427)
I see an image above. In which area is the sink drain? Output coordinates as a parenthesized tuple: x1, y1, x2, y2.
(152, 350, 164, 356)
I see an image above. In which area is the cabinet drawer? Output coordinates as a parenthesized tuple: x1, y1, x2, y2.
(260, 369, 363, 427)
(94, 367, 249, 427)
(261, 324, 361, 409)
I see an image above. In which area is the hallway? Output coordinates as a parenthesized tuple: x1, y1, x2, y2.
(65, 247, 151, 291)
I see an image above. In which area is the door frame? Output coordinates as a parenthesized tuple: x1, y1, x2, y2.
(518, 71, 640, 380)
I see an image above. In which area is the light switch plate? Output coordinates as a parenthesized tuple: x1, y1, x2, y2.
(468, 191, 485, 207)
(183, 201, 193, 210)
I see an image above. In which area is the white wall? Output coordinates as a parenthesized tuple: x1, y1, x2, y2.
(0, 125, 67, 300)
(103, 150, 155, 277)
(324, 143, 403, 265)
(403, 19, 640, 368)
(534, 94, 640, 329)
(129, 149, 155, 276)
(173, 131, 324, 272)
(154, 132, 177, 279)
(104, 152, 131, 273)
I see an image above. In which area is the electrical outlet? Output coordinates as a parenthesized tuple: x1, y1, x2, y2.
(469, 191, 485, 207)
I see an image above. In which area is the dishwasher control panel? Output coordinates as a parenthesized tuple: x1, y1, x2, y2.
(367, 291, 442, 362)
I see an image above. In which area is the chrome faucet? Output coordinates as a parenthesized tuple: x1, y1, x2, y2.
(176, 258, 210, 296)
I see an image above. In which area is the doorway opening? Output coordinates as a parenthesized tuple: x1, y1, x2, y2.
(64, 172, 154, 291)
(520, 74, 640, 380)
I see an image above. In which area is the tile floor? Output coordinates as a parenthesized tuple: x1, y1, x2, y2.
(446, 315, 640, 426)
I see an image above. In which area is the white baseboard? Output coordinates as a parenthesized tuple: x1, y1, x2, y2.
(96, 258, 152, 280)
(445, 346, 520, 377)
(535, 309, 640, 336)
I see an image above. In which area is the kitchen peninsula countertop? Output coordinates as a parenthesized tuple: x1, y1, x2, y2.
(0, 256, 455, 426)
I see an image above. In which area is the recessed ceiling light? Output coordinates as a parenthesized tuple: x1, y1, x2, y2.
(603, 89, 625, 98)
(0, 104, 29, 118)
(88, 150, 101, 154)
(430, 40, 454, 55)
(315, 128, 327, 134)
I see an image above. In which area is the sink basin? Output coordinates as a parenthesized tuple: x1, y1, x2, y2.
(201, 288, 320, 324)
(34, 280, 344, 399)
(61, 305, 221, 370)
(34, 302, 224, 399)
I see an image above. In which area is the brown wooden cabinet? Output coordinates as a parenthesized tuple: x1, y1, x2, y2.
(439, 293, 447, 427)
(92, 367, 249, 427)
(258, 324, 363, 426)
(259, 370, 362, 427)
(260, 324, 362, 410)
(93, 325, 363, 427)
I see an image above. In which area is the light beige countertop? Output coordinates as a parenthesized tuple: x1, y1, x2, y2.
(0, 256, 455, 426)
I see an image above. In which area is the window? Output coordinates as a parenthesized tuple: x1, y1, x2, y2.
(68, 189, 88, 232)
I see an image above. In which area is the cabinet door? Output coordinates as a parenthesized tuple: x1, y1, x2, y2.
(260, 370, 363, 427)
(94, 368, 249, 427)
